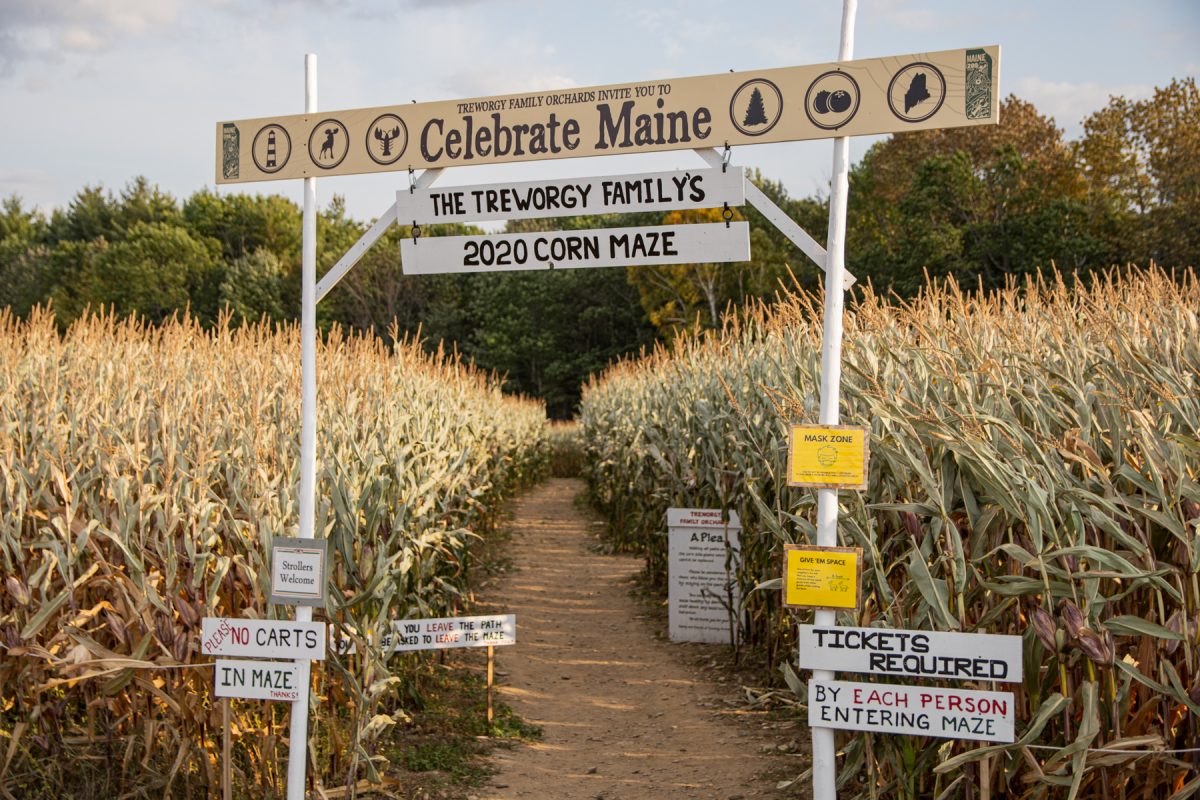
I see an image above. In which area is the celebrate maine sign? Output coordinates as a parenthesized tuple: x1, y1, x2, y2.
(216, 46, 999, 183)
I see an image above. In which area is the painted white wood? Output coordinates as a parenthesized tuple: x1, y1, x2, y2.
(809, 679, 1015, 743)
(694, 148, 855, 289)
(216, 659, 304, 702)
(798, 626, 1023, 682)
(289, 52, 318, 800)
(813, 4, 857, 798)
(388, 615, 516, 652)
(201, 618, 327, 660)
(400, 222, 749, 275)
(315, 168, 444, 302)
(394, 167, 744, 225)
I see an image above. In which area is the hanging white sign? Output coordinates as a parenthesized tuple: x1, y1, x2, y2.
(214, 658, 304, 701)
(269, 537, 327, 607)
(394, 167, 745, 225)
(797, 625, 1023, 682)
(200, 617, 327, 661)
(809, 679, 1015, 742)
(401, 221, 749, 275)
(667, 508, 742, 644)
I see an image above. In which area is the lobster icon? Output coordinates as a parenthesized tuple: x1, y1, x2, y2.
(374, 125, 401, 157)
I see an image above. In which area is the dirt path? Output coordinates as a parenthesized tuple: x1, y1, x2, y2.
(475, 479, 790, 800)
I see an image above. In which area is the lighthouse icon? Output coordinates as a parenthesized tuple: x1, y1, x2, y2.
(252, 124, 291, 174)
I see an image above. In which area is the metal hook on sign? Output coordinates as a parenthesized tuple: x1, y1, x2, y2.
(722, 143, 731, 173)
(408, 167, 416, 194)
(411, 221, 421, 244)
(722, 202, 733, 228)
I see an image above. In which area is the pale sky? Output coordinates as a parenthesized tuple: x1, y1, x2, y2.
(1, 0, 1196, 223)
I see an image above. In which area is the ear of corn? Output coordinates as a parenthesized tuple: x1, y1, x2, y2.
(581, 266, 1200, 798)
(0, 309, 547, 797)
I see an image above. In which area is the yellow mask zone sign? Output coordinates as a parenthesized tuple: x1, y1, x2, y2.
(787, 424, 869, 489)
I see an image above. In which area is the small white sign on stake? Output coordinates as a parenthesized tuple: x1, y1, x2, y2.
(797, 625, 1023, 682)
(201, 617, 327, 661)
(214, 658, 304, 701)
(329, 614, 517, 655)
(388, 615, 516, 653)
(270, 536, 327, 607)
(667, 508, 742, 644)
(401, 222, 749, 275)
(809, 679, 1015, 743)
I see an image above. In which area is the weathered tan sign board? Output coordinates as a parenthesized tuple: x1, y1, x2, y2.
(216, 46, 999, 183)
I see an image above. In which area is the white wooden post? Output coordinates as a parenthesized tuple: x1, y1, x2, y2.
(287, 51, 319, 800)
(811, 2, 857, 799)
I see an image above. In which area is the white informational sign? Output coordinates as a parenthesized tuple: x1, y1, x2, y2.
(668, 508, 742, 644)
(809, 679, 1015, 743)
(201, 617, 327, 661)
(798, 625, 1023, 682)
(401, 221, 749, 275)
(330, 615, 517, 655)
(388, 614, 516, 652)
(394, 167, 745, 225)
(270, 537, 327, 607)
(214, 658, 304, 701)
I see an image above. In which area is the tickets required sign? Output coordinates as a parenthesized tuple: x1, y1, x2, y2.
(809, 679, 1015, 743)
(782, 545, 862, 610)
(798, 625, 1023, 682)
(787, 424, 870, 489)
(216, 46, 1000, 183)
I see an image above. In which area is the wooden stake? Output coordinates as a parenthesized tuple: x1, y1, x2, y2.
(486, 645, 495, 731)
(222, 698, 232, 800)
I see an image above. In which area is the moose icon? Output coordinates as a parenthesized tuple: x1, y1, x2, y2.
(319, 128, 337, 160)
(309, 120, 347, 169)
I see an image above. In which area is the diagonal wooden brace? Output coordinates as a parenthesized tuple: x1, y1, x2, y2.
(315, 168, 444, 303)
(694, 148, 856, 290)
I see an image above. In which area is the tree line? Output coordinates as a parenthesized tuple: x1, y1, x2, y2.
(1, 79, 1195, 417)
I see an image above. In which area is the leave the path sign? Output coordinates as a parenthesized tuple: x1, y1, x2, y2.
(216, 46, 1000, 183)
(395, 167, 745, 225)
(388, 614, 516, 653)
(400, 222, 749, 275)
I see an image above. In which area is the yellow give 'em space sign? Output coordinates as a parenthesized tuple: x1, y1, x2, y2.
(783, 545, 863, 610)
(787, 424, 869, 490)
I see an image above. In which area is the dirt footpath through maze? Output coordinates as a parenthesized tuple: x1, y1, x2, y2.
(476, 478, 795, 800)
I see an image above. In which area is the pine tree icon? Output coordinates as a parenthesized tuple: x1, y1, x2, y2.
(743, 87, 769, 126)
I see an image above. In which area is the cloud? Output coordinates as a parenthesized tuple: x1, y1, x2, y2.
(1015, 76, 1154, 134)
(0, 0, 184, 77)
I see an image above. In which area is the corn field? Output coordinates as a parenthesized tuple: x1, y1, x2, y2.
(581, 267, 1200, 799)
(0, 309, 548, 798)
